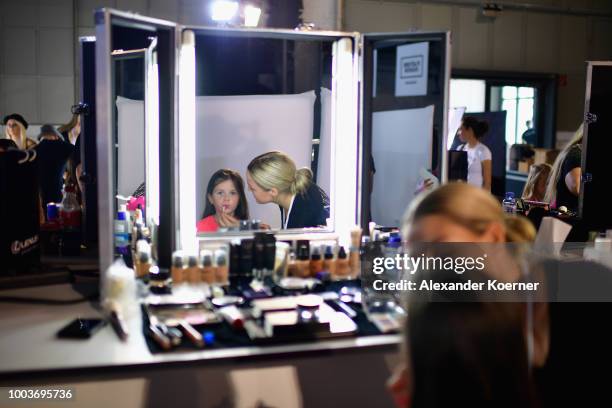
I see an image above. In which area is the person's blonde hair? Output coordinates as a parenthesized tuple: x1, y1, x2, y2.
(402, 182, 536, 243)
(4, 120, 28, 150)
(57, 113, 79, 134)
(544, 124, 583, 205)
(522, 163, 552, 201)
(247, 151, 312, 195)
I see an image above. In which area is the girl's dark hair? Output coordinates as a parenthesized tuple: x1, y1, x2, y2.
(202, 169, 249, 220)
(462, 116, 490, 140)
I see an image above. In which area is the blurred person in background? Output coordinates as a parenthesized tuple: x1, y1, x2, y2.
(34, 124, 74, 210)
(3, 113, 36, 150)
(457, 116, 492, 191)
(58, 111, 83, 200)
(544, 124, 583, 213)
(522, 163, 552, 203)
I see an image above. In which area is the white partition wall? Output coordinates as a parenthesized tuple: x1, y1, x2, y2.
(371, 105, 435, 227)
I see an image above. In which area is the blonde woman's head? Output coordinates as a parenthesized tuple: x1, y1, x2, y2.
(544, 124, 583, 205)
(246, 151, 312, 204)
(402, 182, 535, 244)
(522, 163, 552, 202)
(4, 118, 28, 150)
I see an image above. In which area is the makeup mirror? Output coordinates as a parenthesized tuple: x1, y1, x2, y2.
(96, 9, 177, 272)
(359, 32, 451, 229)
(176, 28, 359, 251)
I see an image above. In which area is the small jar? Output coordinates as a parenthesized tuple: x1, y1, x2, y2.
(148, 266, 172, 294)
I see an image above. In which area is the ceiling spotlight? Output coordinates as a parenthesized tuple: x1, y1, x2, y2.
(243, 5, 262, 27)
(211, 1, 239, 22)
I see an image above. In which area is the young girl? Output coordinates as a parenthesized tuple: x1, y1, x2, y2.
(197, 169, 249, 233)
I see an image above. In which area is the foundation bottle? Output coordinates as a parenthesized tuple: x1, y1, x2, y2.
(322, 245, 336, 276)
(214, 248, 229, 285)
(309, 247, 323, 277)
(296, 243, 311, 278)
(186, 254, 200, 284)
(287, 250, 299, 277)
(171, 251, 185, 284)
(349, 227, 362, 277)
(200, 250, 215, 284)
(135, 240, 152, 278)
(336, 246, 350, 277)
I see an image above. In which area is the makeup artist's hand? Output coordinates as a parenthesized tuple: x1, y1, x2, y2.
(217, 212, 239, 228)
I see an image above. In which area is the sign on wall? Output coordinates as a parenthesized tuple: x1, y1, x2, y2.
(395, 42, 429, 97)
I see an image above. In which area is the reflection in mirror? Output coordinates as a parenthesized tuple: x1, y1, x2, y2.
(109, 23, 159, 266)
(362, 34, 450, 229)
(112, 49, 146, 200)
(191, 32, 335, 235)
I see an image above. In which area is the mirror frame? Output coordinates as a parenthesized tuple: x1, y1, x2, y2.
(176, 26, 361, 251)
(358, 31, 451, 230)
(95, 8, 178, 273)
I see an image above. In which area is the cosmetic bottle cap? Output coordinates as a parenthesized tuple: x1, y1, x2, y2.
(297, 244, 310, 260)
(324, 245, 334, 259)
(215, 249, 228, 266)
(203, 331, 215, 345)
(139, 251, 151, 263)
(311, 247, 321, 260)
(187, 254, 199, 268)
(200, 250, 213, 267)
(338, 246, 347, 259)
(172, 251, 184, 268)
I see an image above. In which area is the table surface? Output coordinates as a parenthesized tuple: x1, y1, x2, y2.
(0, 283, 400, 377)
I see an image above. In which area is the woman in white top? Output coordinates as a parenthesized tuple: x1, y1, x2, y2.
(458, 116, 492, 191)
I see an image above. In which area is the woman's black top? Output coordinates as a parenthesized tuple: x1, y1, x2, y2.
(280, 183, 330, 229)
(555, 144, 581, 212)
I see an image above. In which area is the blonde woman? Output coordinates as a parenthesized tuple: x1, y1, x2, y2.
(522, 163, 552, 202)
(246, 151, 329, 229)
(3, 114, 36, 150)
(387, 183, 546, 408)
(544, 124, 583, 212)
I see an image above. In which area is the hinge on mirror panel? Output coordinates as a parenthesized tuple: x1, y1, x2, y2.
(295, 22, 316, 31)
(585, 112, 598, 124)
(582, 173, 593, 183)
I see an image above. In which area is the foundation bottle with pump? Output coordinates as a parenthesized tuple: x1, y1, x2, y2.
(309, 247, 324, 277)
(322, 245, 336, 275)
(336, 246, 350, 277)
(200, 250, 215, 284)
(296, 243, 311, 278)
(171, 251, 185, 284)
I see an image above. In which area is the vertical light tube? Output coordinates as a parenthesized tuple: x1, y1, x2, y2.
(179, 30, 197, 253)
(331, 37, 359, 248)
(145, 48, 160, 226)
